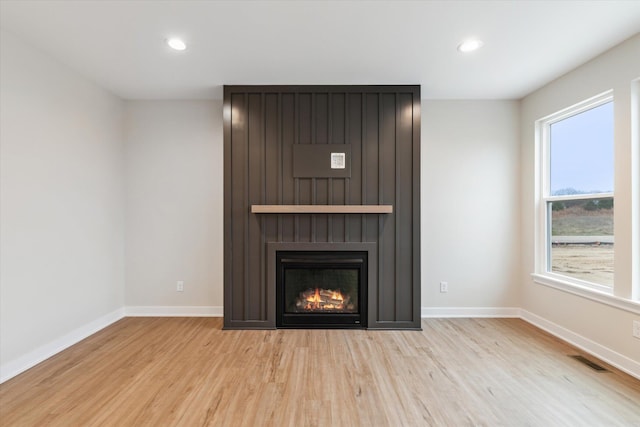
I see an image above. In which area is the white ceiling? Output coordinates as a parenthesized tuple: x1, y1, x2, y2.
(1, 0, 639, 100)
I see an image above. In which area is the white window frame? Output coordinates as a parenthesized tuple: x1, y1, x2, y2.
(632, 78, 640, 301)
(534, 91, 615, 295)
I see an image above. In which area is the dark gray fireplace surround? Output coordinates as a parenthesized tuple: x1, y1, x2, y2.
(224, 85, 421, 330)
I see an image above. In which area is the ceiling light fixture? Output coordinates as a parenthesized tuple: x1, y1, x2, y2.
(167, 38, 187, 51)
(457, 39, 483, 53)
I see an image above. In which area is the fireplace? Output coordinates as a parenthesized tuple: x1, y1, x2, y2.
(276, 251, 367, 328)
(224, 86, 421, 330)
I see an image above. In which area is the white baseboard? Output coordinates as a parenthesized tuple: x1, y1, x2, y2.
(421, 306, 521, 318)
(0, 308, 125, 384)
(520, 309, 640, 380)
(125, 306, 223, 317)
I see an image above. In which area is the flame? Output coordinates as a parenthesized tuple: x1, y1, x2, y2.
(307, 288, 321, 302)
(305, 288, 322, 309)
(298, 288, 350, 312)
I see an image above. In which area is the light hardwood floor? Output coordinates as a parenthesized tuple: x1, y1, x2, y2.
(1, 318, 639, 426)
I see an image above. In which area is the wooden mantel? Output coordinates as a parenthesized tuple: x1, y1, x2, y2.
(251, 205, 393, 214)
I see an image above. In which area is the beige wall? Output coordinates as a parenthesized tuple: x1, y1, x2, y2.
(124, 101, 223, 309)
(520, 34, 640, 365)
(421, 100, 521, 310)
(0, 30, 125, 370)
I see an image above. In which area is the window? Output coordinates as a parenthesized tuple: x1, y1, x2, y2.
(537, 92, 614, 291)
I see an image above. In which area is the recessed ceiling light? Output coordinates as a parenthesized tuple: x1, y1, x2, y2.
(167, 38, 187, 51)
(457, 39, 483, 53)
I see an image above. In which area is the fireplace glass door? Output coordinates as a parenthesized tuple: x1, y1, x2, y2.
(276, 251, 367, 328)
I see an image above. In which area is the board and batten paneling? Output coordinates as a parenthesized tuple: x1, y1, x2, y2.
(224, 86, 421, 329)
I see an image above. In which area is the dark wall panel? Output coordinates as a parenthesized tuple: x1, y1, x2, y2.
(398, 93, 415, 322)
(348, 93, 362, 242)
(247, 93, 263, 320)
(224, 85, 420, 329)
(379, 93, 397, 321)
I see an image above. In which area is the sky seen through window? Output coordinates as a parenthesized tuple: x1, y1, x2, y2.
(550, 101, 614, 196)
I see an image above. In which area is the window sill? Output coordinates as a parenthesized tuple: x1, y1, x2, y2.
(531, 273, 640, 315)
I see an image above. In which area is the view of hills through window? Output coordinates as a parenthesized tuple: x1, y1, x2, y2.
(548, 101, 614, 286)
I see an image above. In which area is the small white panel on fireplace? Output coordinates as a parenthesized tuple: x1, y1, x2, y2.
(331, 152, 346, 169)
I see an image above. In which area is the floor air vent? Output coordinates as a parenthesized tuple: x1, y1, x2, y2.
(570, 355, 608, 372)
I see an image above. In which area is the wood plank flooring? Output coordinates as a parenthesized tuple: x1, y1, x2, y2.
(1, 318, 639, 426)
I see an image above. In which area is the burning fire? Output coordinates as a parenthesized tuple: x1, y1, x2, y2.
(295, 288, 354, 312)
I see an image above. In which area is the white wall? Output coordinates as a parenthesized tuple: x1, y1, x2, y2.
(123, 99, 521, 315)
(421, 101, 521, 313)
(520, 35, 640, 369)
(0, 30, 125, 377)
(124, 101, 223, 312)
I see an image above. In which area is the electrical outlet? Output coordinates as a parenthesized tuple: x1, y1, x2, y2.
(177, 281, 184, 292)
(440, 281, 448, 293)
(633, 320, 640, 339)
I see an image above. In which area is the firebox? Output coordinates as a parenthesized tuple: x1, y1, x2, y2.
(276, 251, 367, 328)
